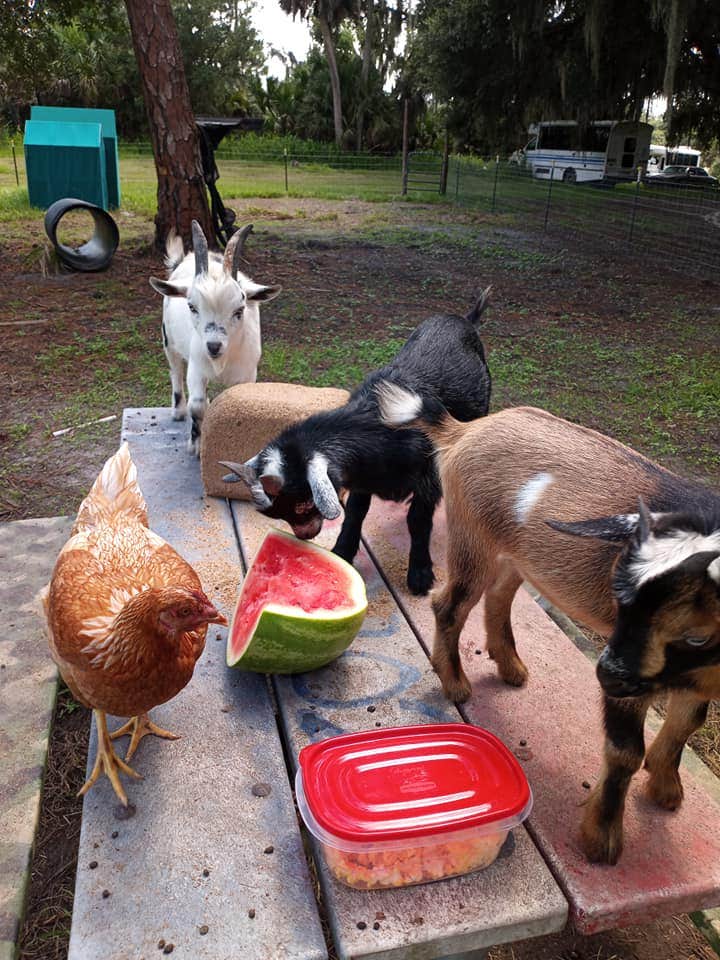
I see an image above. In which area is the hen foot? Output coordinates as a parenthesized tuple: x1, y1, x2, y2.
(110, 712, 181, 761)
(79, 710, 143, 806)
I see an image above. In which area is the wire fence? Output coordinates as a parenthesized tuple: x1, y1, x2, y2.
(5, 142, 719, 276)
(449, 156, 720, 276)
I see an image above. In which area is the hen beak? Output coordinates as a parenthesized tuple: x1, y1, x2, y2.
(203, 603, 228, 626)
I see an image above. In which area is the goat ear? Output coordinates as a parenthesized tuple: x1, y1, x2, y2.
(259, 474, 283, 497)
(245, 282, 283, 303)
(547, 514, 643, 542)
(149, 277, 188, 298)
(674, 550, 720, 580)
(307, 454, 342, 520)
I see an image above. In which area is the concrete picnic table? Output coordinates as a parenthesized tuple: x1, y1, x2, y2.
(67, 408, 568, 960)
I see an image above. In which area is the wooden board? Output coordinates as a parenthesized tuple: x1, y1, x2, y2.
(67, 409, 327, 960)
(232, 503, 568, 960)
(361, 498, 720, 934)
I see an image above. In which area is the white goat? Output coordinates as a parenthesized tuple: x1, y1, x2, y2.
(149, 221, 282, 455)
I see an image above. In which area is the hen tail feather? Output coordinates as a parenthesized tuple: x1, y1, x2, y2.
(73, 442, 148, 534)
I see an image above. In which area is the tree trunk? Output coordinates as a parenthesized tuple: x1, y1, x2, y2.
(356, 0, 374, 152)
(124, 0, 214, 249)
(317, 15, 344, 148)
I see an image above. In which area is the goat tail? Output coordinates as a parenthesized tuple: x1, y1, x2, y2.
(73, 442, 149, 535)
(164, 229, 185, 274)
(466, 285, 492, 326)
(376, 381, 463, 448)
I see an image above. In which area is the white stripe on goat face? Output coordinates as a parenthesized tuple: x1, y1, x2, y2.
(190, 274, 247, 365)
(262, 447, 284, 484)
(629, 529, 720, 591)
(515, 471, 554, 524)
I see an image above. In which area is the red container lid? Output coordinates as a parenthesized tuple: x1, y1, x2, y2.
(298, 723, 531, 844)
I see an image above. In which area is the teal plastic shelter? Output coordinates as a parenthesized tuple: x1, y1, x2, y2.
(24, 120, 108, 209)
(30, 107, 120, 207)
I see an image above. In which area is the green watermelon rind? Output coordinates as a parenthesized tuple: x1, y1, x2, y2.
(227, 530, 368, 674)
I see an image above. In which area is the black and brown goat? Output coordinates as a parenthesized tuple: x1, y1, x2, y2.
(378, 385, 720, 865)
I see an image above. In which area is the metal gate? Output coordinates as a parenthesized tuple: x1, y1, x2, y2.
(403, 151, 445, 194)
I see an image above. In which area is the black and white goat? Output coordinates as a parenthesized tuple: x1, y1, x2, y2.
(220, 291, 493, 595)
(377, 386, 720, 864)
(149, 221, 282, 455)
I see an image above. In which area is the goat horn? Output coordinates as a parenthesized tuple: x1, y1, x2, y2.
(636, 496, 653, 543)
(223, 224, 254, 279)
(219, 458, 272, 509)
(307, 453, 342, 520)
(191, 220, 209, 277)
(219, 458, 257, 485)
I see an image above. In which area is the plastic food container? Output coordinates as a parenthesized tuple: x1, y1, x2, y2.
(296, 722, 532, 889)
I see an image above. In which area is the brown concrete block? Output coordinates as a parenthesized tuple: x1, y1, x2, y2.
(200, 382, 349, 500)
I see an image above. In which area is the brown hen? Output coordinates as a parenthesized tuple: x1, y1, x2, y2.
(40, 442, 226, 805)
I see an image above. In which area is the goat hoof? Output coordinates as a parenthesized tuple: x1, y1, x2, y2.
(435, 670, 472, 704)
(172, 409, 187, 421)
(407, 566, 435, 596)
(579, 803, 624, 864)
(580, 821, 623, 865)
(645, 772, 684, 811)
(187, 438, 200, 457)
(498, 659, 529, 687)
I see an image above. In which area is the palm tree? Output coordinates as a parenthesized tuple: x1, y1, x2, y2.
(279, 0, 359, 147)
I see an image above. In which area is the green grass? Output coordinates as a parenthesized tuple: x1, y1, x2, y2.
(36, 322, 167, 434)
(263, 336, 405, 388)
(488, 319, 720, 472)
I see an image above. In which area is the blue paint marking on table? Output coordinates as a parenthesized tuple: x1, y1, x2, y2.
(291, 649, 423, 710)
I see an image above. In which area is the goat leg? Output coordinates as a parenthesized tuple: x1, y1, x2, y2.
(405, 473, 441, 595)
(483, 562, 528, 686)
(644, 692, 708, 810)
(333, 491, 371, 564)
(580, 694, 650, 864)
(186, 363, 208, 457)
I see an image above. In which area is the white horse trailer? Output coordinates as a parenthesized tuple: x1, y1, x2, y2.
(521, 120, 652, 184)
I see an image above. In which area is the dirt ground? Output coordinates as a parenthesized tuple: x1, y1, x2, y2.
(4, 196, 720, 959)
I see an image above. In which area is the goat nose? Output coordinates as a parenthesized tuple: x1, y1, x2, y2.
(596, 649, 646, 698)
(207, 341, 222, 357)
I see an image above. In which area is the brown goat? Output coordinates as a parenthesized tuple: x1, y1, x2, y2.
(378, 384, 720, 865)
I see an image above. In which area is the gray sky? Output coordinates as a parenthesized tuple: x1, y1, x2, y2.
(250, 1, 312, 78)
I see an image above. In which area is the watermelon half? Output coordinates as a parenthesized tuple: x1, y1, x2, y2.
(227, 528, 368, 673)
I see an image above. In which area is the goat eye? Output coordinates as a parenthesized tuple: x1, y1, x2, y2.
(685, 635, 710, 647)
(188, 303, 198, 315)
(233, 308, 244, 320)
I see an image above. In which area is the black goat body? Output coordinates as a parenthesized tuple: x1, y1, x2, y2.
(221, 291, 493, 594)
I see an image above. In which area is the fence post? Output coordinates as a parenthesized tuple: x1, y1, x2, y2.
(11, 139, 19, 186)
(627, 165, 642, 244)
(543, 162, 555, 231)
(439, 126, 449, 195)
(284, 148, 289, 193)
(401, 98, 410, 196)
(491, 155, 500, 212)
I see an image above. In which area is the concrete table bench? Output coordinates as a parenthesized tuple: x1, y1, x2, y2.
(0, 516, 73, 960)
(67, 408, 568, 960)
(360, 498, 720, 935)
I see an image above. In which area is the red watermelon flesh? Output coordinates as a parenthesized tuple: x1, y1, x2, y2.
(228, 529, 368, 673)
